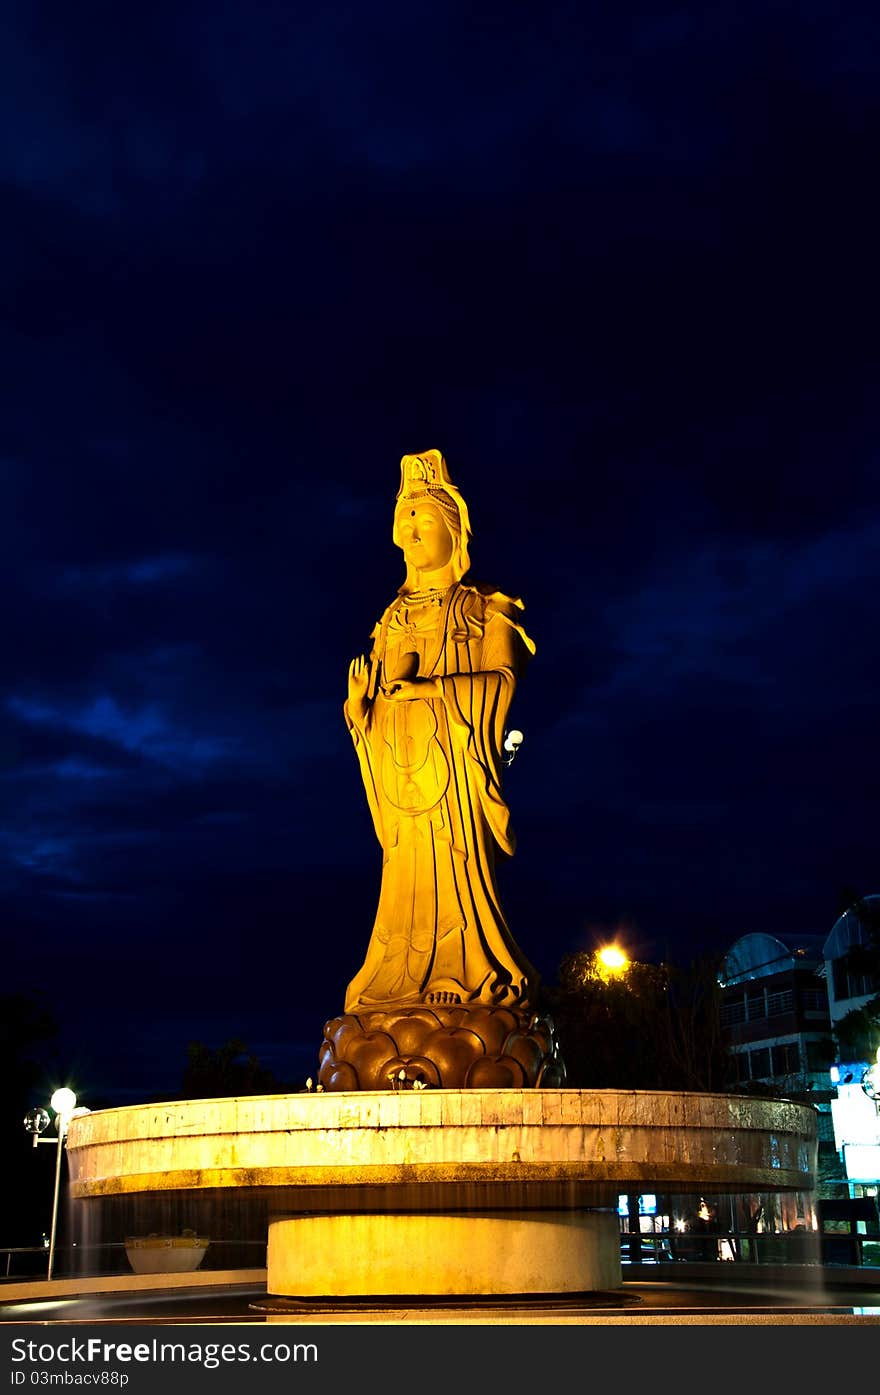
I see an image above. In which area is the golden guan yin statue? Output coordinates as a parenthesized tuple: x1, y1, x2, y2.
(318, 450, 565, 1091)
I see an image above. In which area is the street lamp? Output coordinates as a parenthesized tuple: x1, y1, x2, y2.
(862, 1046, 880, 1108)
(596, 944, 630, 978)
(23, 1088, 89, 1280)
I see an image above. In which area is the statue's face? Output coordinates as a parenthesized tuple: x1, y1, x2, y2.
(394, 497, 455, 570)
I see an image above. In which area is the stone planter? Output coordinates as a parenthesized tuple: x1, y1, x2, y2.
(124, 1232, 209, 1274)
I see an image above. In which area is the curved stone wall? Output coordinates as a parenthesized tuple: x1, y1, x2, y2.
(67, 1088, 817, 1211)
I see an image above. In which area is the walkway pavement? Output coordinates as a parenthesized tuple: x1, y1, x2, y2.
(1, 1268, 879, 1325)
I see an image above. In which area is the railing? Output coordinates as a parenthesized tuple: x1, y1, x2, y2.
(0, 1239, 267, 1282)
(619, 1229, 880, 1267)
(5, 1234, 879, 1281)
(2, 1246, 50, 1280)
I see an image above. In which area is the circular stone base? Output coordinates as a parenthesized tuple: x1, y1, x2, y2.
(266, 1210, 621, 1297)
(252, 1290, 641, 1315)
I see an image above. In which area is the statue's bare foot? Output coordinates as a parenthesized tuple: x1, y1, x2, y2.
(426, 989, 462, 1004)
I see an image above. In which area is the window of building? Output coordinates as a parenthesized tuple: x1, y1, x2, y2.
(817, 1113, 836, 1144)
(721, 997, 745, 1026)
(749, 1047, 772, 1079)
(832, 957, 880, 1002)
(806, 1040, 834, 1071)
(800, 989, 826, 1012)
(726, 1050, 750, 1087)
(766, 989, 794, 1017)
(771, 1042, 800, 1075)
(746, 989, 766, 1021)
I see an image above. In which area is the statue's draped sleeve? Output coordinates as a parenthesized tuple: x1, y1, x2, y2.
(438, 588, 535, 857)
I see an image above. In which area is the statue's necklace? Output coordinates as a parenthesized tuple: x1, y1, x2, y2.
(399, 584, 453, 608)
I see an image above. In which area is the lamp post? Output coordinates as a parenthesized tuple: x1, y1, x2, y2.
(23, 1088, 89, 1280)
(502, 728, 524, 767)
(862, 1047, 880, 1113)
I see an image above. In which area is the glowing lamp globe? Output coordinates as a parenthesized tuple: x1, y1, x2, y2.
(50, 1088, 77, 1118)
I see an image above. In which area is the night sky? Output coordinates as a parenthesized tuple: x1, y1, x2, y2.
(3, 1, 878, 1107)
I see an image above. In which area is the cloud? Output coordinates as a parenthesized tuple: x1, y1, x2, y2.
(6, 692, 236, 772)
(545, 518, 880, 710)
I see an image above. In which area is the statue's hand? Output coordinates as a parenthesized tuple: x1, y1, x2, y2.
(348, 654, 371, 725)
(384, 677, 441, 702)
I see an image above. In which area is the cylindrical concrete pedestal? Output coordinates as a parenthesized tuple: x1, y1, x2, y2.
(267, 1209, 621, 1296)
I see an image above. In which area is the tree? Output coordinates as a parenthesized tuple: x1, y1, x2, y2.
(178, 1038, 288, 1099)
(539, 950, 732, 1092)
(1, 993, 60, 1250)
(834, 1004, 880, 1064)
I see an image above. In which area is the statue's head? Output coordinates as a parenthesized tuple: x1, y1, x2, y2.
(393, 450, 472, 582)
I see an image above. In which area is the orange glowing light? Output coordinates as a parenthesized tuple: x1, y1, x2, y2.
(596, 945, 629, 975)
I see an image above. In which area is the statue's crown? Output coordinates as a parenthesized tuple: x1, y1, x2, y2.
(397, 451, 469, 531)
(398, 450, 448, 494)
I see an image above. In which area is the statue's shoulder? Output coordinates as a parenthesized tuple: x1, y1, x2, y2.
(374, 593, 405, 626)
(463, 581, 527, 620)
(369, 593, 410, 651)
(368, 610, 391, 647)
(456, 582, 536, 655)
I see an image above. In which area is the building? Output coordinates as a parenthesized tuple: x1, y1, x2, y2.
(824, 896, 880, 1040)
(718, 930, 834, 1095)
(716, 903, 880, 1261)
(823, 896, 880, 1200)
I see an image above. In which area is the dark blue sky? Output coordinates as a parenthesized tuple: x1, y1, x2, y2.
(2, 0, 878, 1105)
